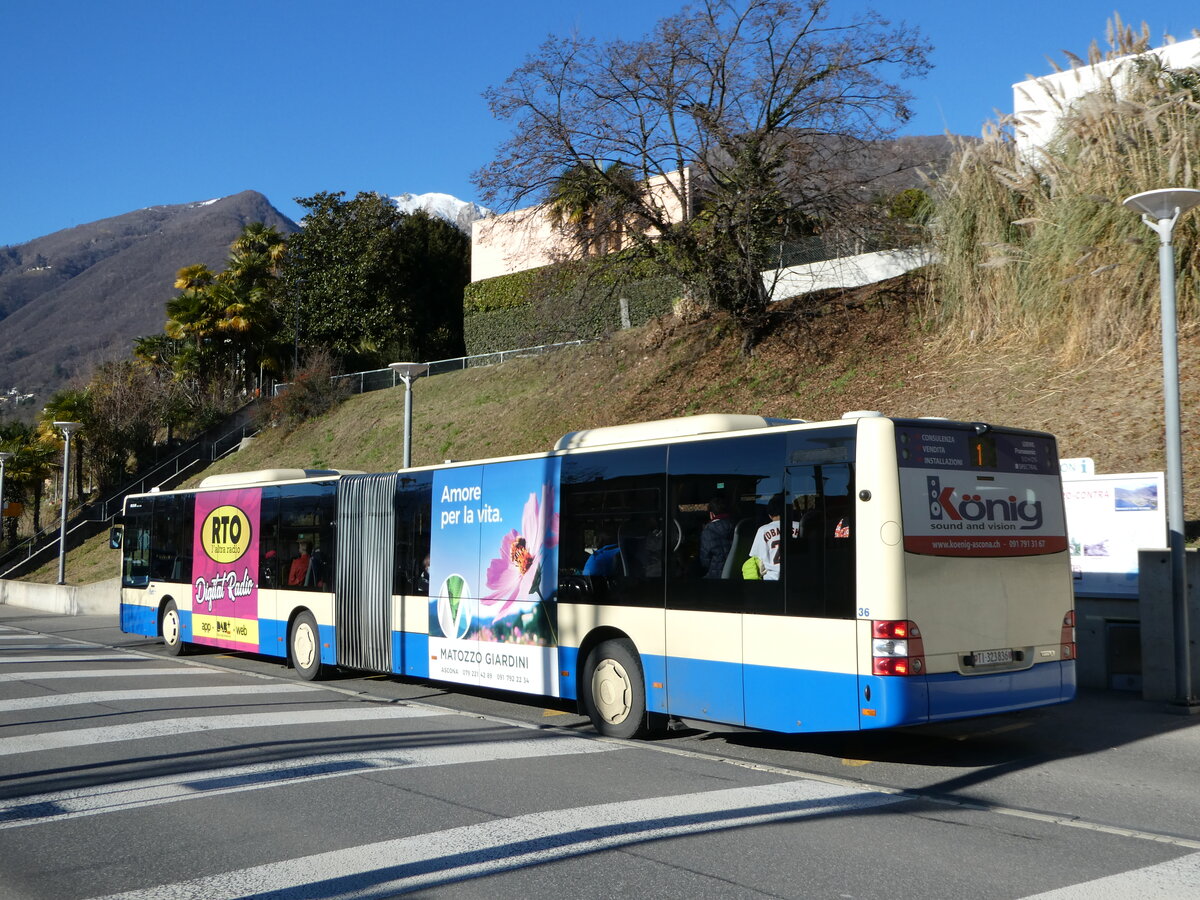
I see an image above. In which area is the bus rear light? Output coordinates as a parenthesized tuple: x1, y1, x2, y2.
(1060, 610, 1076, 661)
(873, 638, 908, 657)
(873, 620, 919, 640)
(871, 620, 925, 676)
(873, 656, 924, 676)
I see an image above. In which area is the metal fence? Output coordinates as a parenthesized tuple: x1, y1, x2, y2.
(274, 340, 588, 398)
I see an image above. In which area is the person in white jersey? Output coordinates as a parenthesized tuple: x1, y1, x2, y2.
(747, 494, 784, 581)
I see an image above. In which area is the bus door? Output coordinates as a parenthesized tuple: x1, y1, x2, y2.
(335, 473, 398, 674)
(746, 463, 859, 732)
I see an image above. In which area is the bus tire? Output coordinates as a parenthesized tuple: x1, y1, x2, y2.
(582, 638, 646, 739)
(290, 611, 325, 681)
(161, 600, 186, 656)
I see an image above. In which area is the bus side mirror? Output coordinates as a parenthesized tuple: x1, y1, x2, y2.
(109, 526, 123, 550)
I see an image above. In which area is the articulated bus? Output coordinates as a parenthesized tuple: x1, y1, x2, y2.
(116, 412, 1075, 738)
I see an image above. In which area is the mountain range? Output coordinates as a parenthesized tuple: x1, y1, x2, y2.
(0, 191, 299, 408)
(0, 190, 492, 412)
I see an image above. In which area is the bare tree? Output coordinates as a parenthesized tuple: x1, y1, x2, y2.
(475, 0, 931, 352)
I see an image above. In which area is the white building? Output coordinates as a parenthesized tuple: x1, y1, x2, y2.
(1012, 36, 1200, 159)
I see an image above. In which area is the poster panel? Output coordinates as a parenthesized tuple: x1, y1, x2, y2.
(428, 457, 561, 696)
(1063, 472, 1165, 597)
(191, 488, 261, 650)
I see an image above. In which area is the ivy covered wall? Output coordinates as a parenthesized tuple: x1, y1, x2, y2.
(463, 258, 682, 354)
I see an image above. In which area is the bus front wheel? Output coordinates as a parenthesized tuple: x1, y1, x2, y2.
(289, 611, 325, 681)
(582, 638, 646, 739)
(161, 600, 186, 656)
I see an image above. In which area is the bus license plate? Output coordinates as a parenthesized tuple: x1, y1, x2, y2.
(973, 648, 1014, 666)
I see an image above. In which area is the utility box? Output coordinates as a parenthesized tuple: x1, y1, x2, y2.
(1138, 548, 1200, 702)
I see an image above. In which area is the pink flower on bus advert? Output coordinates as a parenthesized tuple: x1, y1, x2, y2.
(483, 485, 558, 615)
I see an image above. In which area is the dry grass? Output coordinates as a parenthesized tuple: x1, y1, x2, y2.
(931, 20, 1200, 361)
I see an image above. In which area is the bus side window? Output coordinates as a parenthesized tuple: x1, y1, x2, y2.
(558, 447, 665, 607)
(665, 434, 785, 615)
(277, 482, 336, 591)
(785, 463, 856, 619)
(259, 488, 281, 587)
(395, 472, 433, 596)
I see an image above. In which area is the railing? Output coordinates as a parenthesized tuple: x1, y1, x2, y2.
(274, 340, 588, 398)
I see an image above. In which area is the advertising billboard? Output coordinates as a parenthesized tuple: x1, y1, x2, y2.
(191, 487, 261, 650)
(427, 457, 561, 696)
(1062, 472, 1166, 597)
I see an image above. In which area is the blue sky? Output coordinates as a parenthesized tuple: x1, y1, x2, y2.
(1, 1, 1196, 247)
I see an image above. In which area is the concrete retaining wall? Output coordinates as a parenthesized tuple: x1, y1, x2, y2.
(766, 247, 934, 301)
(0, 578, 120, 616)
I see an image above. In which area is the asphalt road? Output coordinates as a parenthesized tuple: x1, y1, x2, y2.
(1, 605, 1197, 899)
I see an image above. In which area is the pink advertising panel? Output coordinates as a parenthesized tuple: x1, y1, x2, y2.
(191, 488, 261, 650)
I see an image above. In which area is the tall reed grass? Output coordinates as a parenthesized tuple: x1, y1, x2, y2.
(931, 17, 1200, 360)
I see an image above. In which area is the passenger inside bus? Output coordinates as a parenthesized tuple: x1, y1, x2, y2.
(698, 497, 735, 578)
(582, 532, 620, 576)
(288, 541, 312, 587)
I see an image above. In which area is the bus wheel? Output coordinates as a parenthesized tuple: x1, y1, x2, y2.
(161, 600, 186, 656)
(290, 611, 325, 681)
(583, 639, 646, 739)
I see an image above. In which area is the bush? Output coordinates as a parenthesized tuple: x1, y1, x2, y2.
(256, 350, 350, 430)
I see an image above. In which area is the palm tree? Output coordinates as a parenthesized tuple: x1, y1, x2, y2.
(228, 222, 286, 285)
(41, 389, 91, 502)
(173, 263, 216, 292)
(545, 161, 643, 256)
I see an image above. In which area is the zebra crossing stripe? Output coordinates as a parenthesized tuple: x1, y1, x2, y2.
(0, 668, 210, 681)
(0, 654, 148, 664)
(89, 778, 900, 899)
(0, 706, 443, 757)
(0, 644, 117, 651)
(0, 734, 618, 829)
(0, 634, 65, 640)
(1017, 851, 1200, 898)
(0, 683, 320, 713)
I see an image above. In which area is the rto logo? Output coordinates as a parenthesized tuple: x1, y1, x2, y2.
(201, 505, 252, 563)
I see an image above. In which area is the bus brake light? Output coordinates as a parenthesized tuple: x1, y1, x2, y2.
(1061, 610, 1076, 661)
(872, 620, 925, 676)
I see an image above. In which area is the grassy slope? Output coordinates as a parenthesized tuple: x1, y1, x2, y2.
(36, 270, 1200, 585)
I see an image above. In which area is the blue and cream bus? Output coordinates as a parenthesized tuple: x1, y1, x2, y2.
(116, 412, 1075, 738)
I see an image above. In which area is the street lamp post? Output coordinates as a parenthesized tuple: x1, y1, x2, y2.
(388, 362, 429, 469)
(0, 451, 10, 546)
(1123, 187, 1200, 710)
(53, 421, 82, 586)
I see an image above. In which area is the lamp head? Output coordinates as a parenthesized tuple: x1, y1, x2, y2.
(388, 362, 429, 379)
(1122, 188, 1200, 220)
(53, 420, 82, 436)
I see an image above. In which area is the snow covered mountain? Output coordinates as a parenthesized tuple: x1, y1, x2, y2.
(390, 192, 491, 233)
